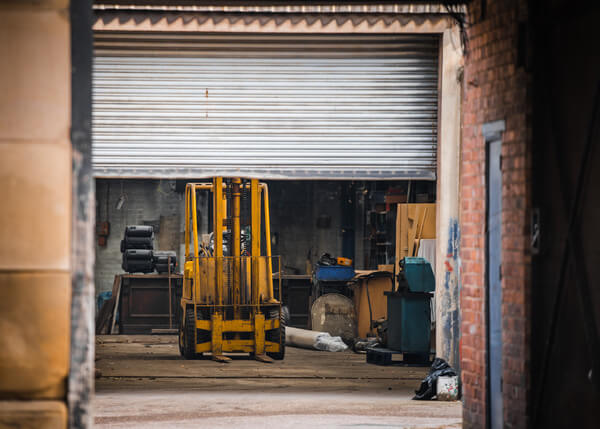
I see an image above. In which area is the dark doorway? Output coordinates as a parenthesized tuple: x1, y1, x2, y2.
(530, 4, 600, 428)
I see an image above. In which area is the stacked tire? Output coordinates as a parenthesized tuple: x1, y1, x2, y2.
(122, 249, 154, 273)
(121, 226, 154, 273)
(154, 251, 177, 274)
(120, 225, 154, 251)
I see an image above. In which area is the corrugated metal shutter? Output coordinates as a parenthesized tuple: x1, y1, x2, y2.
(93, 33, 439, 179)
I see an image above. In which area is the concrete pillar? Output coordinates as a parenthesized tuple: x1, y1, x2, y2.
(0, 1, 72, 427)
(435, 25, 463, 371)
(69, 0, 94, 427)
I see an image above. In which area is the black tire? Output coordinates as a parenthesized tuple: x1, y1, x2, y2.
(181, 307, 197, 359)
(123, 249, 153, 260)
(266, 306, 288, 360)
(153, 251, 177, 264)
(155, 263, 176, 274)
(178, 314, 185, 357)
(124, 235, 154, 250)
(125, 225, 154, 237)
(282, 305, 290, 326)
(122, 262, 154, 274)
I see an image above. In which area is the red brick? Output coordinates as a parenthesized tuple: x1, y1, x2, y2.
(462, 1, 531, 427)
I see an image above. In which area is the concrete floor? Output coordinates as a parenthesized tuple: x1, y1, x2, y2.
(95, 335, 462, 428)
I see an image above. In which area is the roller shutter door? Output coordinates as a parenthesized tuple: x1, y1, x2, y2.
(93, 33, 439, 179)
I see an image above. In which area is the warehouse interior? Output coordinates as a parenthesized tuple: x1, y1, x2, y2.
(0, 2, 466, 427)
(3, 1, 599, 429)
(92, 176, 450, 427)
(88, 5, 460, 427)
(94, 178, 436, 293)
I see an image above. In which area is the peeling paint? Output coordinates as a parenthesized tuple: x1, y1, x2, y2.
(440, 218, 461, 371)
(434, 25, 463, 373)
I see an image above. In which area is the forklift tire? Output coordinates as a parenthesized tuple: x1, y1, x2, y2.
(182, 307, 197, 359)
(266, 306, 289, 360)
(178, 325, 184, 357)
(178, 311, 186, 357)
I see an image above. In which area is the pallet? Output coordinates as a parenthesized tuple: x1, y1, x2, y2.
(366, 347, 434, 366)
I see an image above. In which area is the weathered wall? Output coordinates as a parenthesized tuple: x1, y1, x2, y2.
(269, 181, 343, 274)
(435, 24, 463, 372)
(95, 180, 345, 293)
(461, 1, 531, 428)
(95, 179, 438, 294)
(95, 179, 184, 295)
(69, 0, 94, 426)
(0, 0, 72, 427)
(95, 178, 412, 296)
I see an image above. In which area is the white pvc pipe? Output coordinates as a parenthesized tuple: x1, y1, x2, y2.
(285, 327, 327, 349)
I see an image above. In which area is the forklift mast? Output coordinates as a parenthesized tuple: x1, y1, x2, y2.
(179, 178, 285, 362)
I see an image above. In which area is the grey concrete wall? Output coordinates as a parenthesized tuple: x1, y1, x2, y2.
(94, 179, 184, 295)
(268, 181, 343, 274)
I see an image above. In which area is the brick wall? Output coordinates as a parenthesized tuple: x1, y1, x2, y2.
(461, 1, 531, 428)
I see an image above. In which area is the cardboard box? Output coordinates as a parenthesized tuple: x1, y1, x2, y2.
(349, 272, 394, 338)
(377, 264, 394, 273)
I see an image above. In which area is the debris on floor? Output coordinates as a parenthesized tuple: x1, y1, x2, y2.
(352, 337, 381, 353)
(314, 333, 348, 352)
(436, 374, 459, 401)
(285, 327, 348, 352)
(413, 357, 459, 401)
(94, 335, 462, 428)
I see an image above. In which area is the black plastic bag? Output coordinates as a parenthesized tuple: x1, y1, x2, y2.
(318, 253, 338, 266)
(413, 358, 458, 400)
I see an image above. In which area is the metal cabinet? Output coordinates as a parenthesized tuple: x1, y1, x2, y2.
(119, 274, 182, 334)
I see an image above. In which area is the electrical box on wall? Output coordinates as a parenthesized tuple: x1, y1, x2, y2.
(96, 221, 110, 247)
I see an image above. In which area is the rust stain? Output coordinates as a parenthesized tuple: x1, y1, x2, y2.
(324, 303, 352, 315)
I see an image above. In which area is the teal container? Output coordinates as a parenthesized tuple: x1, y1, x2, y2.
(386, 292, 431, 354)
(384, 257, 435, 355)
(402, 257, 435, 292)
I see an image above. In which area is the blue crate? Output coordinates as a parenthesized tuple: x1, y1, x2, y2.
(315, 264, 355, 281)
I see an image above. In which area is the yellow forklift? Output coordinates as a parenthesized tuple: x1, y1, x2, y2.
(179, 178, 285, 362)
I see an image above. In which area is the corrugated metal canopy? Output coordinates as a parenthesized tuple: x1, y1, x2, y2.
(93, 32, 439, 179)
(92, 3, 465, 14)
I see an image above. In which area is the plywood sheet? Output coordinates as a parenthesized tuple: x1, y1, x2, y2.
(395, 203, 436, 269)
(350, 276, 393, 338)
